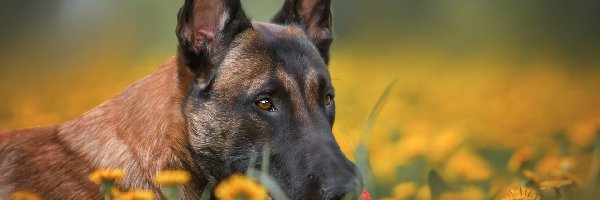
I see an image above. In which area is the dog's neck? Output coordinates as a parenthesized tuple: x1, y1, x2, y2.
(56, 56, 204, 197)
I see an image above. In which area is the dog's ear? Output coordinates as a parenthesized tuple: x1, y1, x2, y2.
(176, 0, 251, 73)
(272, 0, 333, 64)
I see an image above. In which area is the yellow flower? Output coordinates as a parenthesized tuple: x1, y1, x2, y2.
(114, 189, 155, 200)
(112, 187, 123, 197)
(444, 149, 492, 182)
(559, 156, 576, 172)
(439, 192, 465, 200)
(540, 178, 573, 191)
(89, 169, 125, 184)
(391, 182, 417, 199)
(536, 155, 561, 175)
(154, 170, 191, 186)
(567, 118, 600, 147)
(499, 187, 540, 200)
(10, 191, 41, 200)
(463, 187, 484, 200)
(549, 170, 584, 186)
(415, 186, 431, 200)
(439, 187, 483, 200)
(507, 148, 533, 172)
(214, 173, 268, 200)
(427, 130, 463, 163)
(522, 170, 541, 183)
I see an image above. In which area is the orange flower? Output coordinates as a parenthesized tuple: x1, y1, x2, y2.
(390, 182, 417, 199)
(507, 148, 533, 172)
(444, 149, 492, 182)
(540, 178, 573, 191)
(154, 170, 191, 186)
(214, 173, 268, 200)
(114, 189, 155, 200)
(522, 170, 542, 184)
(89, 169, 125, 184)
(10, 191, 41, 200)
(499, 187, 540, 200)
(549, 170, 584, 186)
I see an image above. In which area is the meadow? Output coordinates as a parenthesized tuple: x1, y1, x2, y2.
(2, 0, 600, 199)
(2, 46, 599, 199)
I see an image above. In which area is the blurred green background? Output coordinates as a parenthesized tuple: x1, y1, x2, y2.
(1, 0, 600, 199)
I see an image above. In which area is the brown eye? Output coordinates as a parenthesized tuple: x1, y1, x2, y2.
(256, 98, 274, 111)
(325, 95, 333, 106)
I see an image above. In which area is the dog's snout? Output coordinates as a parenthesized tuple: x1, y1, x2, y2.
(305, 157, 363, 199)
(303, 129, 363, 199)
(322, 186, 346, 200)
(319, 164, 363, 199)
(321, 179, 362, 200)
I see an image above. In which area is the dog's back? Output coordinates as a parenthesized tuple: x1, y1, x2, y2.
(0, 57, 204, 199)
(0, 126, 100, 199)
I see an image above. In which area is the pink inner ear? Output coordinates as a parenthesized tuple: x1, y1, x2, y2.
(197, 30, 215, 42)
(299, 0, 331, 43)
(301, 0, 321, 14)
(192, 0, 223, 46)
(193, 30, 216, 53)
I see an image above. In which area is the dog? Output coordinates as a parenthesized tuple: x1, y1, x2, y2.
(0, 0, 362, 199)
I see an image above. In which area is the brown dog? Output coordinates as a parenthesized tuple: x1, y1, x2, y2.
(0, 0, 362, 199)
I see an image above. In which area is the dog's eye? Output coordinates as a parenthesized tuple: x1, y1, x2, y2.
(256, 98, 275, 111)
(325, 95, 333, 106)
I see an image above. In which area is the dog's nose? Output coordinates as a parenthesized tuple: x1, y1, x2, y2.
(322, 186, 347, 200)
(321, 178, 362, 200)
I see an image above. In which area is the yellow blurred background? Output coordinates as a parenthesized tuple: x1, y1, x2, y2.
(1, 0, 599, 199)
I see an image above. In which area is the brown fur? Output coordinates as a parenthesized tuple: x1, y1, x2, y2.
(0, 57, 204, 199)
(0, 22, 320, 199)
(0, 0, 357, 199)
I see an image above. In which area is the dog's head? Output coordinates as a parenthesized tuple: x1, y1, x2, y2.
(176, 0, 362, 199)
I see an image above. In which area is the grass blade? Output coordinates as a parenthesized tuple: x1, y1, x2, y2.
(262, 145, 270, 175)
(355, 80, 397, 199)
(199, 182, 214, 200)
(249, 169, 290, 200)
(428, 169, 451, 199)
(246, 150, 258, 177)
(360, 79, 397, 144)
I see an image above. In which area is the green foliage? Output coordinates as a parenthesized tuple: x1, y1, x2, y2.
(428, 170, 450, 199)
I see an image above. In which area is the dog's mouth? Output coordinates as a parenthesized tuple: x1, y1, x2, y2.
(265, 189, 369, 200)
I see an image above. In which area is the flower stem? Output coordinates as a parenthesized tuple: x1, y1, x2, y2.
(100, 181, 115, 200)
(165, 186, 179, 200)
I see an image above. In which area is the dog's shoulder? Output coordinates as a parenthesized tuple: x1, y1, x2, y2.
(0, 125, 58, 150)
(0, 126, 60, 177)
(0, 126, 101, 199)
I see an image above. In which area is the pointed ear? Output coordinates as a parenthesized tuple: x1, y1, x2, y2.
(271, 0, 333, 64)
(176, 0, 251, 72)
